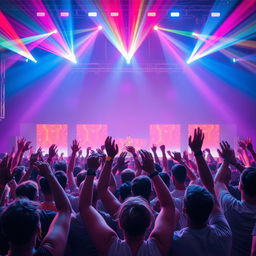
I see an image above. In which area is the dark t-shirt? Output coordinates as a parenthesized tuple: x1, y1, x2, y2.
(34, 247, 52, 256)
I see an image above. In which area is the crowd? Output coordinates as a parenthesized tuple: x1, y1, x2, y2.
(0, 128, 256, 256)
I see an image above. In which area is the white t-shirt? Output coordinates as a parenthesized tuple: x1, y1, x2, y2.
(220, 190, 256, 256)
(171, 189, 185, 199)
(170, 213, 232, 256)
(107, 237, 161, 256)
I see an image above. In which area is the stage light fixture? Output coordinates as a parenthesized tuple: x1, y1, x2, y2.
(192, 32, 197, 36)
(211, 12, 221, 17)
(232, 58, 236, 63)
(36, 12, 45, 17)
(147, 12, 156, 17)
(170, 12, 180, 17)
(88, 12, 97, 17)
(60, 12, 69, 17)
(98, 25, 103, 31)
(110, 12, 119, 17)
(25, 58, 29, 62)
(154, 25, 159, 31)
(52, 29, 58, 34)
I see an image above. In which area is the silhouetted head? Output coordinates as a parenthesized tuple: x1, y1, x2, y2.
(131, 176, 152, 201)
(15, 181, 38, 201)
(0, 199, 41, 247)
(13, 166, 26, 183)
(55, 171, 67, 189)
(171, 164, 187, 185)
(239, 167, 256, 198)
(118, 197, 153, 238)
(121, 169, 135, 184)
(54, 161, 67, 172)
(119, 182, 132, 202)
(39, 177, 51, 196)
(159, 172, 170, 188)
(76, 170, 87, 187)
(184, 185, 213, 227)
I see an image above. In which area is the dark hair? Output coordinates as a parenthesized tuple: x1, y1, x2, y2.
(119, 197, 153, 237)
(131, 176, 152, 201)
(13, 166, 26, 183)
(119, 182, 132, 201)
(241, 167, 256, 197)
(0, 199, 41, 246)
(184, 185, 213, 226)
(121, 169, 135, 184)
(54, 162, 67, 172)
(15, 181, 38, 201)
(171, 164, 187, 183)
(159, 172, 170, 187)
(39, 177, 51, 195)
(55, 171, 67, 189)
(76, 171, 87, 187)
(74, 166, 82, 177)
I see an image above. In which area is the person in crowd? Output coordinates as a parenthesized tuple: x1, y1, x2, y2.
(0, 160, 72, 256)
(79, 137, 176, 256)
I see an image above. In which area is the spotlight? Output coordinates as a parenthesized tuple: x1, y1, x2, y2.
(98, 25, 103, 31)
(153, 25, 159, 31)
(147, 12, 156, 17)
(232, 58, 236, 63)
(60, 12, 69, 17)
(170, 12, 180, 17)
(211, 12, 221, 17)
(52, 29, 58, 34)
(36, 12, 45, 17)
(192, 32, 197, 36)
(88, 12, 97, 17)
(110, 12, 119, 17)
(25, 58, 29, 62)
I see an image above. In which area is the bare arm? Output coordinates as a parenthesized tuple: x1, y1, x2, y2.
(67, 140, 81, 192)
(160, 145, 168, 171)
(151, 145, 160, 165)
(47, 144, 58, 167)
(35, 162, 72, 256)
(79, 147, 117, 255)
(140, 150, 175, 256)
(246, 138, 256, 163)
(97, 138, 121, 219)
(189, 128, 220, 213)
(252, 234, 256, 256)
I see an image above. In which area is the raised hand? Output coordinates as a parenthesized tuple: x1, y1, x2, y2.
(34, 161, 52, 177)
(116, 152, 129, 169)
(238, 139, 246, 150)
(245, 138, 254, 152)
(160, 145, 166, 152)
(0, 155, 13, 186)
(49, 144, 58, 159)
(126, 146, 136, 155)
(169, 151, 183, 163)
(17, 137, 26, 152)
(105, 136, 118, 158)
(29, 152, 39, 168)
(183, 151, 189, 162)
(22, 141, 32, 153)
(139, 150, 155, 174)
(151, 144, 157, 153)
(217, 141, 237, 165)
(87, 154, 101, 170)
(71, 140, 81, 154)
(189, 128, 205, 153)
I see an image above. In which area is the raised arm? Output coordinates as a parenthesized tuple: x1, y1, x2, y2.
(35, 161, 72, 256)
(139, 150, 175, 256)
(189, 128, 220, 212)
(238, 139, 251, 167)
(97, 137, 121, 219)
(67, 140, 81, 192)
(151, 144, 160, 164)
(214, 141, 238, 198)
(160, 145, 168, 172)
(79, 152, 116, 255)
(126, 146, 142, 176)
(246, 138, 256, 163)
(170, 151, 197, 184)
(11, 138, 25, 170)
(47, 144, 58, 167)
(0, 156, 13, 202)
